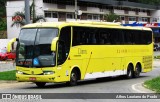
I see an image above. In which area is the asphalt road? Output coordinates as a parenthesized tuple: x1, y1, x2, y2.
(0, 66, 160, 102)
(0, 63, 159, 93)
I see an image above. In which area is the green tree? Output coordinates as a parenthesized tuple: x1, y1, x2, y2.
(11, 0, 46, 27)
(0, 0, 7, 29)
(0, 0, 6, 18)
(0, 18, 7, 31)
(137, 0, 160, 5)
(117, 0, 160, 5)
(0, 0, 7, 38)
(104, 12, 120, 22)
(11, 12, 26, 27)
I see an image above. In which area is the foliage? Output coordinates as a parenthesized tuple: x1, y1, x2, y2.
(0, 0, 6, 17)
(11, 0, 46, 27)
(104, 12, 120, 22)
(138, 0, 160, 5)
(11, 12, 26, 27)
(0, 70, 16, 80)
(144, 76, 160, 93)
(0, 0, 7, 31)
(0, 18, 7, 31)
(154, 56, 160, 59)
(117, 0, 160, 5)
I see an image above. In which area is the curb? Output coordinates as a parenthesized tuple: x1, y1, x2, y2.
(132, 82, 155, 93)
(0, 80, 18, 83)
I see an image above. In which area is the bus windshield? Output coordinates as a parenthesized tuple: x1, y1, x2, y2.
(16, 28, 58, 67)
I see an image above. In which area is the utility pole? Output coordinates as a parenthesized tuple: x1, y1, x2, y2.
(25, 0, 30, 24)
(75, 0, 78, 21)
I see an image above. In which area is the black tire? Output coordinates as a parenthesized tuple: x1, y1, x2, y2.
(69, 70, 78, 86)
(126, 64, 133, 79)
(133, 65, 141, 78)
(35, 82, 46, 87)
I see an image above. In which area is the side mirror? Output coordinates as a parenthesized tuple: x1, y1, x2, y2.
(16, 38, 19, 41)
(7, 38, 17, 52)
(51, 37, 58, 51)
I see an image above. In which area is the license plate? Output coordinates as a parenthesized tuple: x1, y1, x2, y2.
(29, 77, 36, 81)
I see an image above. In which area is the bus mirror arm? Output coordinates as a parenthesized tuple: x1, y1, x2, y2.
(16, 38, 19, 42)
(51, 37, 59, 51)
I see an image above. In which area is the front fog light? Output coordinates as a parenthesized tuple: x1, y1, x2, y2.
(17, 70, 23, 74)
(43, 71, 54, 75)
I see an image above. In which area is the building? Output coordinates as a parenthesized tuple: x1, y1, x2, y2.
(6, 0, 160, 39)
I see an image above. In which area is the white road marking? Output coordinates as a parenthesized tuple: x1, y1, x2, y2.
(131, 82, 148, 93)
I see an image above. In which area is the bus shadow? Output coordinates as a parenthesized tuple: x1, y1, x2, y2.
(78, 75, 149, 86)
(24, 75, 149, 89)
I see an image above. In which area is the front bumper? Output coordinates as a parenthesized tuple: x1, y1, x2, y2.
(16, 74, 58, 83)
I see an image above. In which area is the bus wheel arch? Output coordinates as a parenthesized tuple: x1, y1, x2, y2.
(126, 63, 134, 79)
(69, 67, 81, 86)
(133, 62, 141, 78)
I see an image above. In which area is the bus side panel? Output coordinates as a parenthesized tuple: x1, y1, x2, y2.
(83, 45, 125, 79)
(104, 46, 125, 75)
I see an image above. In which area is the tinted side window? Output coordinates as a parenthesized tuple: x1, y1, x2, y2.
(144, 31, 152, 44)
(123, 30, 133, 44)
(72, 27, 152, 46)
(73, 27, 125, 45)
(72, 27, 98, 46)
(109, 29, 124, 44)
(132, 30, 141, 44)
(123, 30, 152, 45)
(98, 29, 111, 45)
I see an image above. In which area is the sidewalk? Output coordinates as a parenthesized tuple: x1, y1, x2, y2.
(153, 59, 160, 68)
(0, 61, 15, 72)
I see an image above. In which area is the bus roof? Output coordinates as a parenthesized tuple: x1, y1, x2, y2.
(22, 21, 152, 31)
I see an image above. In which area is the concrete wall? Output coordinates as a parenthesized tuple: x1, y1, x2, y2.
(43, 3, 57, 10)
(6, 0, 160, 40)
(151, 10, 160, 22)
(0, 39, 10, 49)
(6, 0, 44, 39)
(114, 9, 124, 15)
(6, 1, 24, 39)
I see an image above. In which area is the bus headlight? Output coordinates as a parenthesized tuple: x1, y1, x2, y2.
(43, 71, 54, 75)
(17, 70, 23, 74)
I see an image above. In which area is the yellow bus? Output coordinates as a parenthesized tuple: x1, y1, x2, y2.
(15, 21, 153, 87)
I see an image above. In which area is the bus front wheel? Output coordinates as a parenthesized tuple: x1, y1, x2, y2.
(35, 82, 46, 87)
(69, 70, 78, 86)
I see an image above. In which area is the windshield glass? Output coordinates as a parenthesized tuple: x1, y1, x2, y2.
(16, 28, 58, 67)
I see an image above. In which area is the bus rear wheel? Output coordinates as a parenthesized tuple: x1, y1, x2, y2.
(69, 70, 78, 86)
(35, 82, 46, 87)
(133, 65, 141, 78)
(126, 64, 133, 79)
